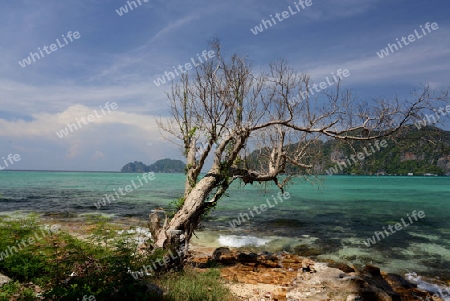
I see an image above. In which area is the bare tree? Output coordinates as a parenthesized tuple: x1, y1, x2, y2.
(153, 40, 446, 262)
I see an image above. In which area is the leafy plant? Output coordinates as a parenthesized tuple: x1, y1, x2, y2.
(0, 214, 236, 300)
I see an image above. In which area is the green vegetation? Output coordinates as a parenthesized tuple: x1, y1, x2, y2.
(0, 214, 235, 301)
(121, 159, 185, 173)
(246, 125, 450, 176)
(121, 126, 450, 176)
(326, 125, 450, 175)
(168, 197, 185, 218)
(161, 268, 236, 301)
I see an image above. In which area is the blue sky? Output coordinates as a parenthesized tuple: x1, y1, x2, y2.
(0, 0, 449, 171)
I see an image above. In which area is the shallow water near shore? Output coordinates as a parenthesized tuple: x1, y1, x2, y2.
(1, 171, 449, 289)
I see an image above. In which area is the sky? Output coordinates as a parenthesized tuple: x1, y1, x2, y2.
(0, 0, 449, 171)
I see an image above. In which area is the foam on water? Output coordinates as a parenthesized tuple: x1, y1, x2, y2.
(406, 272, 450, 300)
(409, 232, 441, 241)
(117, 227, 152, 244)
(218, 235, 271, 247)
(408, 243, 450, 260)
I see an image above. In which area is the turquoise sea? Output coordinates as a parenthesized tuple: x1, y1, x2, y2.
(0, 171, 449, 291)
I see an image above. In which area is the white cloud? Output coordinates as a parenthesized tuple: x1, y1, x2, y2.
(0, 79, 167, 115)
(91, 150, 106, 160)
(66, 140, 82, 159)
(148, 13, 200, 44)
(0, 104, 161, 139)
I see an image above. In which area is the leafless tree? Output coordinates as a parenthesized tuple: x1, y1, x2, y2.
(153, 40, 446, 263)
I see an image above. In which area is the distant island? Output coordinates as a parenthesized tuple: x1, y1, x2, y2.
(121, 158, 185, 173)
(245, 125, 450, 176)
(318, 125, 450, 176)
(122, 126, 450, 176)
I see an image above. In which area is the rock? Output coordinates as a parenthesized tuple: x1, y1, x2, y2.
(346, 294, 363, 301)
(364, 264, 381, 276)
(273, 287, 287, 301)
(220, 263, 297, 286)
(302, 258, 314, 268)
(237, 252, 258, 263)
(0, 273, 12, 287)
(260, 255, 281, 268)
(200, 249, 439, 301)
(385, 273, 416, 289)
(301, 258, 316, 273)
(190, 255, 211, 268)
(143, 282, 164, 299)
(212, 247, 235, 264)
(325, 261, 356, 273)
(361, 266, 401, 301)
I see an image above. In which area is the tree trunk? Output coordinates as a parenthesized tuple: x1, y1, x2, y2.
(153, 172, 220, 255)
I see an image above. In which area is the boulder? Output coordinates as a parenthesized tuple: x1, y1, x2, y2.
(212, 247, 235, 264)
(364, 264, 381, 276)
(0, 273, 12, 287)
(144, 282, 164, 299)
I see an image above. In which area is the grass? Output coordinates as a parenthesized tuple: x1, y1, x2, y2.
(0, 214, 236, 301)
(160, 268, 237, 301)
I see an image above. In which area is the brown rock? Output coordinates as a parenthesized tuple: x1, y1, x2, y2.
(260, 259, 280, 268)
(325, 261, 356, 273)
(190, 255, 211, 268)
(272, 287, 287, 301)
(384, 273, 416, 289)
(212, 247, 235, 264)
(364, 264, 381, 276)
(207, 249, 438, 301)
(237, 252, 258, 263)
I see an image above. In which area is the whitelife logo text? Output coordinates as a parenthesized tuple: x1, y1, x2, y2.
(56, 102, 118, 139)
(326, 140, 388, 176)
(250, 0, 313, 35)
(363, 211, 425, 247)
(376, 22, 439, 58)
(94, 172, 155, 209)
(115, 0, 149, 16)
(0, 154, 21, 171)
(19, 31, 81, 68)
(153, 50, 215, 87)
(288, 69, 350, 105)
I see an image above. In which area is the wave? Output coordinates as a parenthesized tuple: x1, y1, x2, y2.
(405, 272, 450, 300)
(218, 235, 271, 248)
(117, 227, 152, 245)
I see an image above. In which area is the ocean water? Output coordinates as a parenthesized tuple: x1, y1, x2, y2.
(0, 171, 449, 291)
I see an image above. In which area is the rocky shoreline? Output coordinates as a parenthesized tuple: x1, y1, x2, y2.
(190, 247, 445, 301)
(33, 216, 450, 300)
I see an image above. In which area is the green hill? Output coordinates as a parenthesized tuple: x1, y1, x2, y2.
(122, 127, 450, 176)
(246, 126, 450, 176)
